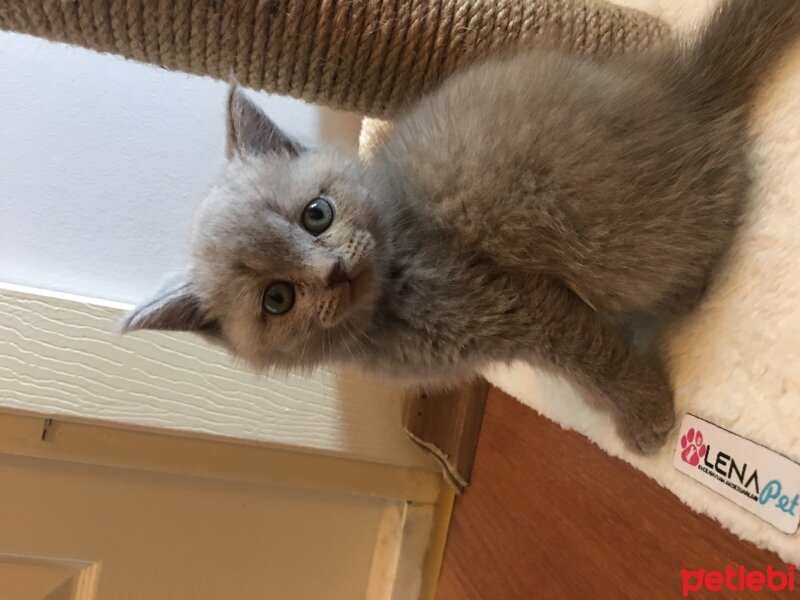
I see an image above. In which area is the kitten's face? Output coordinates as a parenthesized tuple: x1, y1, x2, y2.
(193, 150, 388, 369)
(122, 86, 391, 370)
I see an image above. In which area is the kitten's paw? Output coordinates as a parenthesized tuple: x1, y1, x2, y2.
(616, 400, 675, 455)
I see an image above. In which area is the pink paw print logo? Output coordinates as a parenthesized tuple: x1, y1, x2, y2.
(680, 428, 706, 467)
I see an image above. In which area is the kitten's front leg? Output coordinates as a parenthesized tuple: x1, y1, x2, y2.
(529, 280, 675, 454)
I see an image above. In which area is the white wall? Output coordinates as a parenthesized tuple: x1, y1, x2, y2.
(0, 32, 350, 304)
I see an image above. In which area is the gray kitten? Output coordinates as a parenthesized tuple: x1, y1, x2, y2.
(123, 0, 800, 453)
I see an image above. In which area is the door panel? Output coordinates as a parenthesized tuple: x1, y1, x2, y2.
(0, 454, 386, 600)
(0, 555, 99, 600)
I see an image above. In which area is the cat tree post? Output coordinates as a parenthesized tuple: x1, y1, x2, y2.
(0, 0, 667, 117)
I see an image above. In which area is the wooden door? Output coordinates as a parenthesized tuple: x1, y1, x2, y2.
(0, 413, 451, 600)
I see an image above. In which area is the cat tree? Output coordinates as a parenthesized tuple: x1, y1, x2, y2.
(4, 0, 798, 567)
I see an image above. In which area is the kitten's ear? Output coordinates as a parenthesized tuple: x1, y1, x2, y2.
(226, 84, 304, 159)
(120, 274, 219, 336)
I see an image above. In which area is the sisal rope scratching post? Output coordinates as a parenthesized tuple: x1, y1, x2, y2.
(0, 0, 667, 117)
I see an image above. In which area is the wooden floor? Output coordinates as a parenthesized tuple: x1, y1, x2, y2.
(437, 388, 784, 599)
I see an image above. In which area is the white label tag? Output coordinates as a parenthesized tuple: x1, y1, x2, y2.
(673, 414, 800, 534)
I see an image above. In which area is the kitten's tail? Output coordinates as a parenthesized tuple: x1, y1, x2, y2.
(672, 0, 800, 110)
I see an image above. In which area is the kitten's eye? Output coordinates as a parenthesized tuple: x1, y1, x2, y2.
(302, 197, 334, 235)
(262, 282, 295, 316)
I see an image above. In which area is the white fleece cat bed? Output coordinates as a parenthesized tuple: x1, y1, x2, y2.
(485, 0, 800, 565)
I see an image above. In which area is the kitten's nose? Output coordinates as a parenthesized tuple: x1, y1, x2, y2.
(326, 260, 350, 289)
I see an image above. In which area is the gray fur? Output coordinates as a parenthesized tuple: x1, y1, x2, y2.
(123, 0, 800, 453)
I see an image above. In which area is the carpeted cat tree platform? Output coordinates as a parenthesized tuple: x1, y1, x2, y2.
(3, 0, 797, 565)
